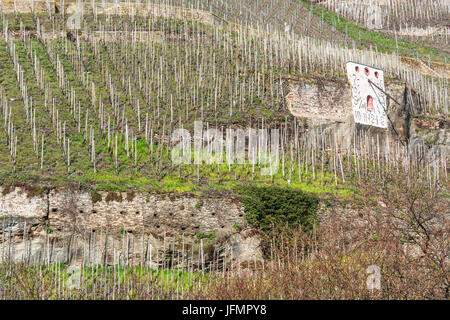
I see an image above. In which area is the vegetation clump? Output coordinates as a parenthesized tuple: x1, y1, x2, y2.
(105, 192, 123, 203)
(90, 192, 102, 204)
(238, 185, 319, 234)
(196, 230, 217, 243)
(126, 192, 136, 202)
(1, 185, 14, 196)
(195, 201, 203, 209)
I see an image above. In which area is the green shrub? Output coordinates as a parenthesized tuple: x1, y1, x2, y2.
(196, 230, 216, 243)
(238, 185, 319, 234)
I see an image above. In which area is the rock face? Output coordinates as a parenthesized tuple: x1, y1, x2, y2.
(0, 187, 263, 265)
(0, 187, 48, 219)
(0, 187, 247, 236)
(285, 74, 446, 153)
(6, 238, 66, 265)
(47, 190, 247, 236)
(286, 76, 351, 123)
(228, 232, 263, 263)
(0, 225, 264, 267)
(0, 0, 58, 14)
(409, 117, 450, 156)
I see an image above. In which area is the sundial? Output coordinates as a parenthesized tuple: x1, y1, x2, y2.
(346, 61, 387, 129)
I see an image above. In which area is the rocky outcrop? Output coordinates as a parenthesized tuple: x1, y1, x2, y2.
(47, 190, 247, 236)
(0, 187, 263, 265)
(0, 0, 58, 13)
(409, 117, 450, 155)
(285, 74, 447, 155)
(0, 186, 48, 219)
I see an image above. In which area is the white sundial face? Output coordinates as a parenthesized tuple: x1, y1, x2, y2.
(346, 62, 387, 129)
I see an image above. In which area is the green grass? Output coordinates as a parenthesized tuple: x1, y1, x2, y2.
(0, 262, 214, 299)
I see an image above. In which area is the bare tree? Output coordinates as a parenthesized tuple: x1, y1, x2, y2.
(357, 168, 449, 298)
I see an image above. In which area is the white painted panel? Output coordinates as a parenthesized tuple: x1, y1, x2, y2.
(346, 61, 387, 129)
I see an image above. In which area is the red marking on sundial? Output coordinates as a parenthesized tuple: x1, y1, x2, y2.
(367, 95, 374, 112)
